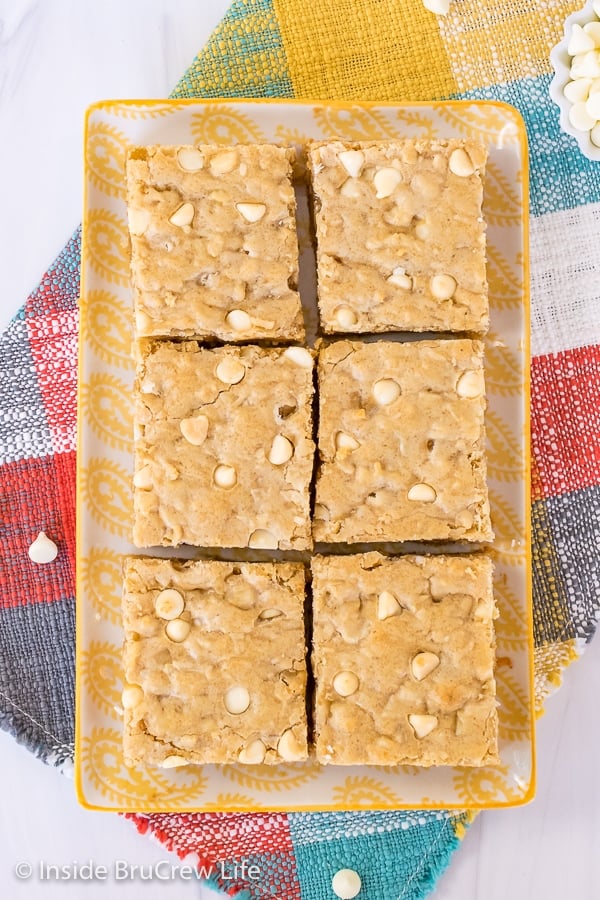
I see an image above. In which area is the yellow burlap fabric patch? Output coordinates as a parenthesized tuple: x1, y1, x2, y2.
(272, 0, 457, 100)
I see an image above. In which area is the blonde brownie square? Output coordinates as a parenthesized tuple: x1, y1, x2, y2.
(313, 338, 493, 544)
(122, 557, 308, 767)
(307, 139, 488, 334)
(311, 552, 499, 767)
(133, 342, 315, 550)
(126, 144, 304, 342)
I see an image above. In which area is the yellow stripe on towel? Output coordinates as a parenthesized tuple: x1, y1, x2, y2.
(272, 0, 457, 101)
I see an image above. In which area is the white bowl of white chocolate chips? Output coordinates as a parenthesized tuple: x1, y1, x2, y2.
(550, 0, 600, 160)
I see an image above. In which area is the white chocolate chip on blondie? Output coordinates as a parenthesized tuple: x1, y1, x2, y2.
(169, 202, 195, 228)
(154, 588, 185, 620)
(177, 147, 204, 172)
(236, 202, 267, 223)
(408, 713, 439, 739)
(372, 378, 401, 405)
(332, 671, 360, 697)
(411, 651, 440, 681)
(179, 415, 209, 446)
(377, 590, 402, 620)
(213, 464, 237, 488)
(165, 618, 191, 643)
(268, 435, 294, 465)
(215, 357, 246, 384)
(373, 166, 402, 198)
(338, 149, 365, 177)
(407, 483, 437, 503)
(224, 685, 251, 715)
(238, 739, 266, 764)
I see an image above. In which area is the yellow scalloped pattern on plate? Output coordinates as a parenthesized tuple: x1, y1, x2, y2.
(80, 290, 133, 369)
(81, 728, 208, 807)
(81, 641, 123, 720)
(86, 122, 130, 199)
(80, 547, 123, 625)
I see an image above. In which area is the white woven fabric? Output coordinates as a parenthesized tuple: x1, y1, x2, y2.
(530, 202, 600, 357)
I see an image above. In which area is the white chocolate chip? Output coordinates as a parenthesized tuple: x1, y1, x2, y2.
(224, 685, 250, 715)
(216, 357, 246, 384)
(128, 207, 150, 236)
(411, 651, 440, 681)
(227, 583, 256, 611)
(332, 868, 362, 900)
(456, 508, 475, 529)
(169, 202, 195, 228)
(387, 267, 413, 290)
(177, 147, 204, 172)
(586, 90, 600, 119)
(155, 588, 185, 620)
(415, 220, 429, 240)
(377, 590, 402, 620)
(277, 728, 305, 761)
(571, 49, 600, 79)
(283, 346, 313, 368)
(332, 671, 360, 697)
(210, 148, 238, 175)
(338, 149, 365, 177)
(335, 431, 360, 451)
(448, 147, 475, 177)
(373, 166, 402, 198)
(28, 532, 58, 564)
(121, 684, 144, 709)
(583, 22, 600, 49)
(407, 482, 437, 502)
(372, 378, 401, 405)
(564, 78, 593, 103)
(334, 305, 358, 328)
(569, 100, 596, 131)
(180, 414, 209, 446)
(456, 369, 484, 398)
(594, 0, 600, 18)
(569, 23, 596, 55)
(248, 528, 277, 549)
(133, 464, 153, 489)
(430, 273, 457, 300)
(340, 179, 361, 198)
(226, 309, 252, 331)
(258, 607, 283, 620)
(160, 755, 189, 768)
(268, 434, 294, 465)
(165, 618, 191, 643)
(592, 122, 600, 146)
(590, 19, 600, 44)
(408, 713, 438, 739)
(213, 464, 237, 488)
(236, 202, 267, 223)
(238, 739, 266, 765)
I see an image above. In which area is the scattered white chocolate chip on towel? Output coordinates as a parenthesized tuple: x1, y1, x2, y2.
(28, 532, 58, 564)
(332, 868, 362, 899)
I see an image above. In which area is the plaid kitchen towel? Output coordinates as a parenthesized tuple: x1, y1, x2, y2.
(1, 1, 599, 898)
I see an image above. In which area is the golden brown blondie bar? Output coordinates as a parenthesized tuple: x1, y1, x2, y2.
(311, 552, 499, 766)
(133, 341, 315, 550)
(308, 139, 488, 334)
(126, 144, 304, 342)
(122, 557, 308, 767)
(313, 338, 493, 544)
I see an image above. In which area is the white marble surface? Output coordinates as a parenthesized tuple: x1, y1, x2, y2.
(0, 2, 599, 898)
